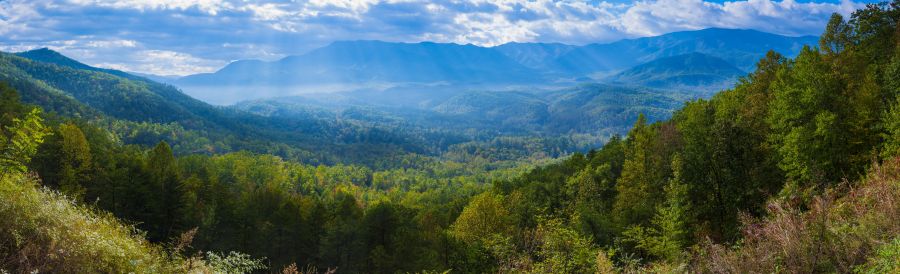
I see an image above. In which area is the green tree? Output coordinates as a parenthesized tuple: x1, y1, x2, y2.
(0, 108, 49, 174)
(768, 47, 846, 191)
(820, 13, 851, 55)
(450, 192, 513, 244)
(613, 115, 676, 228)
(622, 154, 692, 262)
(532, 217, 598, 273)
(0, 83, 30, 126)
(56, 123, 93, 198)
(145, 141, 184, 241)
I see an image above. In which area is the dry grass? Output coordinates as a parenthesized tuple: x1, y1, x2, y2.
(0, 173, 214, 273)
(694, 157, 900, 273)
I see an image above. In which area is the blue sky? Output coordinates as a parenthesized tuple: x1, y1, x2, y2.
(0, 0, 882, 76)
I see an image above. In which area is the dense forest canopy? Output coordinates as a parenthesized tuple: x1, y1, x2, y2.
(1, 1, 900, 273)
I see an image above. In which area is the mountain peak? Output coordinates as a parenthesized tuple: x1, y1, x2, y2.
(606, 52, 745, 91)
(15, 48, 94, 71)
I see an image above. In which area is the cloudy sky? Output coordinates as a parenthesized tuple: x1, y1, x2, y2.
(0, 0, 878, 76)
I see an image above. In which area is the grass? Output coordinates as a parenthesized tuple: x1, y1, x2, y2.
(0, 172, 206, 273)
(693, 157, 900, 273)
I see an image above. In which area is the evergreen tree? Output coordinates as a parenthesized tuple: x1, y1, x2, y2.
(613, 114, 676, 228)
(56, 123, 93, 198)
(622, 154, 692, 262)
(145, 141, 184, 241)
(768, 47, 846, 190)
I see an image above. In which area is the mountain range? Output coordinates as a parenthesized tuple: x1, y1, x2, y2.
(605, 52, 746, 93)
(0, 46, 685, 164)
(165, 28, 816, 104)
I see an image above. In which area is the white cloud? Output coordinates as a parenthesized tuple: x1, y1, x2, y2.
(618, 0, 865, 37)
(86, 39, 138, 48)
(95, 50, 226, 75)
(65, 0, 232, 15)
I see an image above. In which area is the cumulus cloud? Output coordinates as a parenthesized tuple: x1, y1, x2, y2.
(0, 0, 878, 75)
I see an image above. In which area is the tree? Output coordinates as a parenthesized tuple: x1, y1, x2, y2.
(450, 193, 513, 244)
(0, 83, 29, 126)
(145, 141, 185, 241)
(622, 154, 693, 262)
(820, 13, 851, 55)
(613, 115, 676, 228)
(0, 108, 49, 174)
(56, 123, 93, 198)
(767, 47, 846, 190)
(531, 217, 598, 273)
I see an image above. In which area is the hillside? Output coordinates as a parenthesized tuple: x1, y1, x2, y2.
(0, 101, 265, 273)
(605, 52, 745, 92)
(0, 49, 461, 165)
(552, 28, 816, 75)
(236, 83, 686, 138)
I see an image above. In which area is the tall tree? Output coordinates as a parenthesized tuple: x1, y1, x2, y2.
(145, 141, 184, 241)
(768, 47, 846, 193)
(56, 123, 93, 198)
(613, 115, 677, 227)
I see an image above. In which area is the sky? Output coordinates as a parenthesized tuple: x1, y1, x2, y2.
(0, 0, 882, 76)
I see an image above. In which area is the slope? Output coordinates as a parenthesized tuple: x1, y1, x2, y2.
(605, 52, 746, 92)
(552, 28, 817, 75)
(1, 49, 443, 165)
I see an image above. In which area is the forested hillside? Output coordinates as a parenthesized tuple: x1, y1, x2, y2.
(1, 2, 899, 274)
(237, 83, 688, 140)
(3, 50, 582, 167)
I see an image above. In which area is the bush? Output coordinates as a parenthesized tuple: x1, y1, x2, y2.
(0, 172, 206, 273)
(695, 157, 900, 273)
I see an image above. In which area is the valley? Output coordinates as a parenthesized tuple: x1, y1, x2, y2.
(1, 1, 899, 273)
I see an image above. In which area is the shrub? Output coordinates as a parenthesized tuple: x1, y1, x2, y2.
(0, 172, 216, 273)
(694, 157, 900, 273)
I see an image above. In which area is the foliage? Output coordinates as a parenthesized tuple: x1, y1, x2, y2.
(0, 2, 899, 273)
(695, 157, 900, 273)
(450, 193, 513, 244)
(855, 237, 900, 274)
(0, 108, 49, 174)
(205, 251, 267, 274)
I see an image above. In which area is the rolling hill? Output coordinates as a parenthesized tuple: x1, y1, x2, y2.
(0, 49, 453, 165)
(605, 52, 746, 92)
(236, 83, 687, 137)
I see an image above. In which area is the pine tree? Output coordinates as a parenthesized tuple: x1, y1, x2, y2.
(622, 154, 692, 262)
(57, 123, 92, 199)
(146, 141, 184, 241)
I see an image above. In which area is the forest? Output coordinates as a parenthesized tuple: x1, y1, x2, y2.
(1, 1, 900, 274)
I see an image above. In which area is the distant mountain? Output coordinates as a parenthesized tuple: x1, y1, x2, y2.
(129, 71, 181, 83)
(237, 83, 688, 137)
(172, 28, 817, 104)
(177, 40, 543, 87)
(551, 28, 816, 75)
(492, 42, 577, 69)
(15, 48, 141, 80)
(605, 53, 745, 92)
